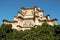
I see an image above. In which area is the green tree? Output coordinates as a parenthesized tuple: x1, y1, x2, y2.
(54, 25, 60, 40)
(0, 24, 12, 40)
(0, 23, 60, 40)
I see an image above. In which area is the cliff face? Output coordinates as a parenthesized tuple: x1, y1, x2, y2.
(3, 6, 57, 31)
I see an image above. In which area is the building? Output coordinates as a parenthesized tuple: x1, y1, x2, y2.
(3, 6, 57, 31)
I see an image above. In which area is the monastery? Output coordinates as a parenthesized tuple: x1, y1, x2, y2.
(3, 6, 57, 31)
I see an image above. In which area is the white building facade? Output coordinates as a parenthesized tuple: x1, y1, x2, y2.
(3, 6, 57, 31)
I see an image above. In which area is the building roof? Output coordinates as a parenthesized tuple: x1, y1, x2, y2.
(38, 18, 57, 22)
(17, 16, 34, 20)
(21, 6, 40, 10)
(3, 19, 18, 23)
(17, 16, 24, 19)
(36, 8, 44, 12)
(21, 6, 38, 10)
(51, 18, 58, 21)
(47, 14, 50, 16)
(17, 25, 34, 28)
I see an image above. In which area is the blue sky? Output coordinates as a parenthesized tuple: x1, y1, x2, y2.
(0, 0, 60, 25)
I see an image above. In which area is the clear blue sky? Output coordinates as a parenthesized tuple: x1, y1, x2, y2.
(0, 0, 60, 25)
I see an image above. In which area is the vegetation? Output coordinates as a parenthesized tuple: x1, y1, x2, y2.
(0, 23, 60, 40)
